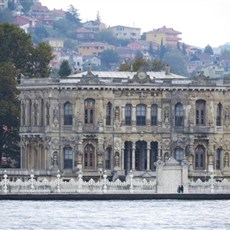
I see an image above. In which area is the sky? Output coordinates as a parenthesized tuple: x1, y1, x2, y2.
(40, 0, 230, 48)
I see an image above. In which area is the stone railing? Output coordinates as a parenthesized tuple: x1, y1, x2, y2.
(1, 169, 230, 194)
(188, 177, 230, 193)
(0, 170, 157, 194)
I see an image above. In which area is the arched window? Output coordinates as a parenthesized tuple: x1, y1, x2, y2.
(64, 147, 73, 169)
(216, 103, 222, 126)
(64, 102, 73, 125)
(174, 147, 184, 162)
(84, 144, 95, 169)
(125, 104, 132, 125)
(195, 145, 205, 170)
(151, 104, 158, 126)
(136, 104, 146, 126)
(175, 103, 184, 126)
(216, 148, 222, 170)
(196, 100, 206, 125)
(106, 102, 112, 126)
(85, 99, 95, 124)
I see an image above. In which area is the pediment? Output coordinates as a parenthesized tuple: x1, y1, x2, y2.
(78, 68, 104, 85)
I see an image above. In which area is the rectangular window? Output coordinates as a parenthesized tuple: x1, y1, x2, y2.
(216, 149, 221, 170)
(125, 105, 132, 126)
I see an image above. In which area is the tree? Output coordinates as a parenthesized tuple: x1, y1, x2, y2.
(58, 60, 72, 78)
(0, 62, 20, 167)
(66, 5, 81, 27)
(30, 42, 53, 78)
(19, 0, 34, 14)
(32, 24, 49, 44)
(0, 23, 53, 78)
(204, 45, 214, 55)
(163, 49, 188, 76)
(0, 24, 53, 167)
(119, 57, 149, 72)
(151, 59, 165, 71)
(100, 49, 119, 69)
(0, 9, 14, 23)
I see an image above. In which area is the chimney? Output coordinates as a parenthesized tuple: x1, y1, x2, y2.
(165, 65, 170, 75)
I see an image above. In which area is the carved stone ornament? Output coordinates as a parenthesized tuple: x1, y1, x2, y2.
(78, 65, 105, 85)
(131, 70, 151, 84)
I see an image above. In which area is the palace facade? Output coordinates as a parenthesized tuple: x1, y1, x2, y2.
(18, 68, 230, 181)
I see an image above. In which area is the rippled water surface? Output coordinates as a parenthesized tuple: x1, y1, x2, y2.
(0, 200, 230, 229)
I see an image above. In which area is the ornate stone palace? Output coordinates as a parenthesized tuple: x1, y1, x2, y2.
(17, 68, 230, 184)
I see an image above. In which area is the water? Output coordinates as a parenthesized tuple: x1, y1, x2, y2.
(0, 200, 230, 229)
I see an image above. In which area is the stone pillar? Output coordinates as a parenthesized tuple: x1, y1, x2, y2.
(77, 140, 83, 170)
(132, 141, 136, 170)
(132, 106, 136, 126)
(147, 142, 150, 171)
(181, 160, 189, 193)
(146, 105, 151, 126)
(121, 146, 125, 171)
(208, 154, 214, 173)
(158, 142, 162, 160)
(121, 106, 125, 125)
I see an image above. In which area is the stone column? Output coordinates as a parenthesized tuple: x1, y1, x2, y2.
(132, 141, 136, 170)
(121, 142, 125, 171)
(146, 105, 151, 126)
(158, 142, 162, 160)
(132, 105, 136, 126)
(147, 142, 150, 171)
(121, 106, 125, 125)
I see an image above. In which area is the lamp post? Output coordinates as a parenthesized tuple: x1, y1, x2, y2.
(210, 171, 215, 193)
(98, 168, 102, 182)
(30, 170, 34, 193)
(57, 170, 61, 193)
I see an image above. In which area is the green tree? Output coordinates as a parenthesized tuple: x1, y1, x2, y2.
(100, 49, 119, 69)
(0, 9, 14, 23)
(204, 45, 214, 55)
(151, 59, 165, 71)
(66, 5, 81, 27)
(0, 62, 20, 167)
(163, 49, 188, 76)
(19, 0, 34, 14)
(119, 57, 149, 72)
(32, 24, 49, 44)
(30, 42, 53, 78)
(0, 23, 32, 76)
(0, 23, 53, 78)
(58, 60, 72, 78)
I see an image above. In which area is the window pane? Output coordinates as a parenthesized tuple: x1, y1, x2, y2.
(64, 148, 72, 169)
(64, 103, 73, 125)
(125, 104, 132, 125)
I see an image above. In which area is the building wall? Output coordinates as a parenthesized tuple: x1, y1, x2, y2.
(18, 72, 230, 180)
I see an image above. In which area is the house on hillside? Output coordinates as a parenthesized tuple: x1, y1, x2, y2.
(76, 28, 96, 41)
(78, 42, 115, 56)
(145, 26, 181, 48)
(0, 0, 8, 10)
(15, 15, 38, 30)
(108, 25, 141, 40)
(82, 20, 106, 32)
(29, 2, 53, 25)
(52, 8, 65, 21)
